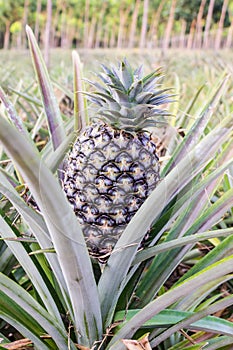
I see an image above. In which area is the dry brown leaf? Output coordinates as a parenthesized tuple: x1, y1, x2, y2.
(122, 334, 152, 350)
(76, 345, 91, 350)
(0, 338, 32, 349)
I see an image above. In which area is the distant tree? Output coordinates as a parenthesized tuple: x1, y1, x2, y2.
(139, 0, 149, 48)
(44, 0, 52, 67)
(176, 0, 230, 33)
(94, 1, 107, 48)
(34, 0, 42, 42)
(226, 1, 233, 47)
(193, 0, 206, 48)
(21, 0, 30, 48)
(84, 0, 90, 47)
(215, 0, 229, 49)
(128, 0, 140, 48)
(87, 15, 96, 48)
(203, 0, 215, 48)
(117, 4, 130, 48)
(178, 19, 187, 48)
(10, 21, 22, 48)
(60, 3, 68, 48)
(0, 0, 24, 49)
(0, 0, 232, 50)
(187, 18, 196, 48)
(147, 0, 166, 48)
(162, 0, 177, 51)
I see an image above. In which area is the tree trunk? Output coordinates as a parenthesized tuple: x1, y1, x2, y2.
(117, 7, 130, 48)
(44, 0, 52, 68)
(66, 9, 75, 49)
(94, 3, 107, 48)
(3, 20, 11, 49)
(187, 19, 196, 49)
(203, 0, 215, 48)
(193, 0, 206, 49)
(162, 0, 177, 52)
(128, 0, 140, 48)
(139, 0, 149, 48)
(103, 26, 110, 48)
(52, 6, 60, 47)
(147, 0, 166, 48)
(87, 15, 97, 48)
(179, 19, 187, 48)
(109, 24, 116, 48)
(35, 0, 42, 42)
(16, 32, 22, 49)
(60, 10, 67, 48)
(83, 0, 90, 48)
(22, 0, 30, 48)
(225, 17, 233, 48)
(214, 0, 229, 50)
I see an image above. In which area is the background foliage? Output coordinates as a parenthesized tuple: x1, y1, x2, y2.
(0, 0, 233, 50)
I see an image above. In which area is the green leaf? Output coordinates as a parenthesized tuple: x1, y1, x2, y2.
(147, 151, 233, 247)
(173, 275, 232, 312)
(150, 295, 233, 347)
(8, 86, 42, 107)
(133, 139, 233, 305)
(0, 116, 102, 347)
(44, 131, 76, 173)
(168, 335, 233, 350)
(0, 86, 35, 150)
(134, 187, 233, 307)
(0, 244, 16, 275)
(72, 50, 87, 132)
(0, 273, 76, 350)
(26, 25, 65, 151)
(162, 74, 230, 175)
(98, 123, 231, 328)
(120, 59, 134, 91)
(107, 256, 233, 350)
(203, 336, 233, 350)
(0, 170, 69, 301)
(133, 228, 233, 265)
(114, 306, 233, 334)
(175, 234, 233, 286)
(40, 117, 75, 168)
(0, 214, 62, 324)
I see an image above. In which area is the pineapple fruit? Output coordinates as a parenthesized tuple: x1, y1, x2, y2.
(63, 60, 171, 261)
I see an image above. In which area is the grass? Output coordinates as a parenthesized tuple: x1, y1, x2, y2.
(1, 48, 232, 124)
(1, 48, 233, 84)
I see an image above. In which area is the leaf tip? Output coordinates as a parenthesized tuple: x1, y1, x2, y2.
(25, 24, 32, 35)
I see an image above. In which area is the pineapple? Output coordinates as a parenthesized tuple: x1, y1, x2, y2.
(63, 60, 171, 261)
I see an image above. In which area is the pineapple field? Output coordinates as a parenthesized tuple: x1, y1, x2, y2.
(0, 27, 233, 350)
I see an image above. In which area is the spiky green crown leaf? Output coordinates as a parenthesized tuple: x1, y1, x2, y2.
(85, 59, 173, 132)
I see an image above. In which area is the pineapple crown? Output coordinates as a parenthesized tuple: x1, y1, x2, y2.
(85, 59, 173, 132)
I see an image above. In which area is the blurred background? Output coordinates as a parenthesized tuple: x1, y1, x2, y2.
(0, 0, 232, 118)
(0, 0, 232, 51)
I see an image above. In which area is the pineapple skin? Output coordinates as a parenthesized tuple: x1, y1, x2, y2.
(63, 121, 160, 260)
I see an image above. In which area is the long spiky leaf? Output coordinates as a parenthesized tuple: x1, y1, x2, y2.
(0, 116, 102, 347)
(98, 124, 230, 328)
(26, 26, 65, 151)
(162, 73, 230, 175)
(72, 51, 87, 133)
(107, 256, 233, 350)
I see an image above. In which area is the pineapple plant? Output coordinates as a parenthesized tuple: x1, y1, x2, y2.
(63, 61, 171, 261)
(1, 26, 233, 350)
